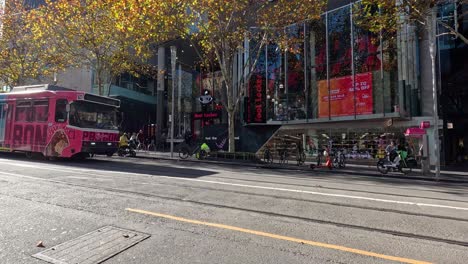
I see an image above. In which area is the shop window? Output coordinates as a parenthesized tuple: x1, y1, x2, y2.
(285, 23, 306, 121)
(351, 4, 380, 116)
(33, 100, 49, 122)
(308, 128, 416, 161)
(306, 16, 327, 120)
(266, 43, 285, 121)
(317, 6, 354, 119)
(381, 31, 398, 114)
(15, 101, 33, 122)
(55, 99, 68, 123)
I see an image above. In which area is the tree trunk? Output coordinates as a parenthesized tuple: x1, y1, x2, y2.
(228, 109, 235, 152)
(96, 57, 103, 96)
(97, 69, 103, 96)
(97, 77, 103, 95)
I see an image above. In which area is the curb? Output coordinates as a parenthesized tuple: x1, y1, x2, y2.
(134, 154, 468, 184)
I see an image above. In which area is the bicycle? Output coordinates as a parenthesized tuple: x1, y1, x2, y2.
(377, 151, 414, 175)
(332, 149, 346, 168)
(136, 141, 147, 151)
(178, 142, 207, 160)
(316, 149, 323, 166)
(296, 147, 306, 166)
(147, 139, 156, 151)
(278, 149, 288, 165)
(263, 146, 273, 164)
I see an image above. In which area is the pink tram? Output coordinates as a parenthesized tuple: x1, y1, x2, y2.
(0, 84, 120, 158)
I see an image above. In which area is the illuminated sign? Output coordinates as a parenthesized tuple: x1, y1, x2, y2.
(318, 72, 373, 118)
(192, 111, 221, 120)
(420, 121, 430, 129)
(247, 74, 266, 123)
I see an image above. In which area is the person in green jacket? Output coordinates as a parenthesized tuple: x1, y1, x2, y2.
(197, 142, 210, 159)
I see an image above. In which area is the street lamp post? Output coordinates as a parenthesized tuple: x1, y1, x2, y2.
(429, 8, 441, 180)
(170, 46, 176, 158)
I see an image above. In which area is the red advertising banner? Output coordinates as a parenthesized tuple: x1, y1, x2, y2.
(318, 72, 373, 118)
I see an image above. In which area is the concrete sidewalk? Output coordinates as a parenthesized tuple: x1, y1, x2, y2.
(132, 150, 468, 183)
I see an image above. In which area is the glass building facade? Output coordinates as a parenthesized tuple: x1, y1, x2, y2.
(243, 1, 468, 166)
(246, 3, 408, 125)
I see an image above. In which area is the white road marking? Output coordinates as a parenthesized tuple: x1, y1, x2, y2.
(1, 159, 468, 211)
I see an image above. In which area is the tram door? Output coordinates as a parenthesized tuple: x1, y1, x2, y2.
(0, 103, 6, 145)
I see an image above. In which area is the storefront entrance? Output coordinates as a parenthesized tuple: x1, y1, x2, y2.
(258, 119, 425, 165)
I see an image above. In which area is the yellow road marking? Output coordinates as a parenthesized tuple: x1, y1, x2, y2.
(126, 208, 432, 264)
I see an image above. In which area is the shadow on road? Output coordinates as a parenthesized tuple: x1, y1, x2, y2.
(126, 156, 468, 197)
(0, 152, 217, 179)
(1, 152, 467, 198)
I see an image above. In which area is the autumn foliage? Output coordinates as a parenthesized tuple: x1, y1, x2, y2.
(0, 0, 64, 87)
(185, 0, 326, 151)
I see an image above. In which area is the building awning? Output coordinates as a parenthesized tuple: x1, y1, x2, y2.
(404, 127, 426, 138)
(108, 85, 156, 105)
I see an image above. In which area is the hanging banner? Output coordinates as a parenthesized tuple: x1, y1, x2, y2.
(318, 72, 373, 118)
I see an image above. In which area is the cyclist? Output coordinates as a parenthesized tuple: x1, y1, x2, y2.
(200, 142, 211, 156)
(119, 133, 129, 149)
(396, 141, 408, 164)
(184, 130, 193, 145)
(385, 141, 400, 167)
(136, 130, 144, 144)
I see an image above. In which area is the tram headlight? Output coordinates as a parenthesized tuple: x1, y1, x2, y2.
(90, 142, 96, 146)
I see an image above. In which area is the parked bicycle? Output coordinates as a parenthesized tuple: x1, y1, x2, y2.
(263, 146, 274, 164)
(136, 141, 146, 151)
(147, 139, 156, 151)
(296, 146, 306, 166)
(332, 149, 346, 168)
(278, 148, 288, 165)
(316, 148, 324, 166)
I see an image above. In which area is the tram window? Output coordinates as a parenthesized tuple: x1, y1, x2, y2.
(0, 104, 6, 122)
(34, 100, 49, 122)
(15, 101, 33, 122)
(55, 99, 68, 122)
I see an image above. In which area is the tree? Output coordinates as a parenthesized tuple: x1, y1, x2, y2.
(185, 0, 326, 152)
(0, 0, 64, 88)
(358, 0, 468, 44)
(357, 0, 468, 178)
(28, 0, 159, 96)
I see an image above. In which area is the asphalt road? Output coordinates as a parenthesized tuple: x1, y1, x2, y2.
(0, 153, 467, 264)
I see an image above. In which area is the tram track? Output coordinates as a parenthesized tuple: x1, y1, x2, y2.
(52, 158, 468, 204)
(1, 171, 468, 248)
(114, 180, 468, 223)
(1, 155, 466, 203)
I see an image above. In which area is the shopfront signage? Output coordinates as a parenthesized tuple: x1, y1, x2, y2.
(420, 121, 430, 129)
(248, 74, 266, 123)
(318, 72, 373, 118)
(404, 127, 426, 138)
(198, 95, 213, 104)
(192, 111, 220, 120)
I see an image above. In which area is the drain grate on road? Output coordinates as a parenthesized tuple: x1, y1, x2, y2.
(32, 226, 150, 264)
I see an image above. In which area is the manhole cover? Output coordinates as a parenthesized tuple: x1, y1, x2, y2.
(32, 226, 150, 264)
